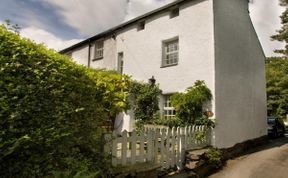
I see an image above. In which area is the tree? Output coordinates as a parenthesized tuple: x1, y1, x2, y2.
(271, 0, 288, 56)
(266, 57, 288, 119)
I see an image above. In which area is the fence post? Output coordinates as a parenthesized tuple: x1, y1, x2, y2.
(139, 131, 145, 162)
(121, 130, 128, 166)
(131, 131, 137, 164)
(147, 130, 154, 162)
(112, 131, 118, 166)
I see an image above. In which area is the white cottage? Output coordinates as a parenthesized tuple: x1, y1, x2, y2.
(60, 0, 267, 148)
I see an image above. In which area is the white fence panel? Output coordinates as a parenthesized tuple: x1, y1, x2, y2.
(105, 125, 211, 169)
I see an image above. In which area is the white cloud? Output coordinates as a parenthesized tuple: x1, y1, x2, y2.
(43, 0, 127, 36)
(20, 26, 82, 51)
(249, 0, 285, 57)
(42, 0, 176, 36)
(125, 0, 176, 20)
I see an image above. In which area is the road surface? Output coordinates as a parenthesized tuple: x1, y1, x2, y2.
(209, 134, 288, 178)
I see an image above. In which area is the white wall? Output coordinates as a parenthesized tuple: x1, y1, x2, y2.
(213, 0, 267, 148)
(70, 37, 116, 70)
(115, 0, 215, 132)
(90, 37, 117, 70)
(71, 45, 89, 66)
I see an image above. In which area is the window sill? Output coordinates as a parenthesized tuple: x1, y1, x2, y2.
(160, 63, 178, 68)
(92, 57, 103, 61)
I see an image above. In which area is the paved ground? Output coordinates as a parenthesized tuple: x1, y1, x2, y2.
(209, 134, 288, 178)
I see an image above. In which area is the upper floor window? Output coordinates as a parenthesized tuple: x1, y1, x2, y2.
(90, 40, 104, 61)
(137, 21, 145, 31)
(162, 37, 179, 67)
(170, 7, 179, 18)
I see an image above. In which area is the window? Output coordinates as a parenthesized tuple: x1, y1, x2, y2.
(90, 40, 104, 61)
(162, 37, 179, 67)
(137, 21, 145, 31)
(163, 95, 176, 119)
(117, 52, 124, 74)
(170, 8, 179, 18)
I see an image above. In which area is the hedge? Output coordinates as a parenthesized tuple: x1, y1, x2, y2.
(0, 24, 130, 177)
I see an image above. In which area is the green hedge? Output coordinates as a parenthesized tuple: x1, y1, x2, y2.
(0, 24, 130, 177)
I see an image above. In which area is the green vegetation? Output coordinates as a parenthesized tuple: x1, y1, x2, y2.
(266, 0, 288, 120)
(204, 148, 222, 168)
(266, 57, 288, 119)
(0, 24, 130, 177)
(170, 80, 214, 127)
(271, 0, 288, 56)
(129, 81, 161, 130)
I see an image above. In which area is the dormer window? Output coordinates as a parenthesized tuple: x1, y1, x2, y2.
(170, 7, 179, 18)
(137, 21, 145, 31)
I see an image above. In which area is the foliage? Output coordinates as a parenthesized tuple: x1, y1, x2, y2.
(152, 114, 184, 128)
(0, 24, 130, 177)
(204, 148, 222, 168)
(266, 57, 288, 119)
(129, 81, 161, 123)
(170, 80, 212, 125)
(271, 1, 288, 56)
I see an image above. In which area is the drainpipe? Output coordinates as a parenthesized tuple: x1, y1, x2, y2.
(88, 43, 91, 68)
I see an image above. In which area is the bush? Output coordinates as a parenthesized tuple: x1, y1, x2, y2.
(152, 115, 184, 128)
(204, 148, 222, 168)
(0, 24, 130, 177)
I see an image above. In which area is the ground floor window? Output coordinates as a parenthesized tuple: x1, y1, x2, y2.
(163, 95, 176, 119)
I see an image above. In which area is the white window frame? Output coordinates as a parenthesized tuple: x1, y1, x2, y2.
(162, 37, 179, 67)
(163, 95, 176, 119)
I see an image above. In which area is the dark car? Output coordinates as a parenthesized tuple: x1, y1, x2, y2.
(267, 116, 285, 137)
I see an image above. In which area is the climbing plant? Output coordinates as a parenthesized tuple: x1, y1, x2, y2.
(170, 80, 214, 126)
(129, 81, 161, 129)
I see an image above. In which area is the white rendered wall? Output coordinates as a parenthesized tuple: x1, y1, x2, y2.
(90, 38, 117, 70)
(115, 0, 215, 132)
(70, 38, 116, 70)
(71, 45, 89, 66)
(213, 0, 267, 148)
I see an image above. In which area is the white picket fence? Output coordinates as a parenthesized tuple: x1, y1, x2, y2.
(104, 125, 211, 170)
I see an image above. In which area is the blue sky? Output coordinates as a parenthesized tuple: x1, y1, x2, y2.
(0, 0, 285, 57)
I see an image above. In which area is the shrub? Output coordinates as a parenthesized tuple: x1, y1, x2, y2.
(204, 148, 223, 168)
(0, 24, 130, 177)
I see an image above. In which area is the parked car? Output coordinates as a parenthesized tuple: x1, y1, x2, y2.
(267, 116, 285, 137)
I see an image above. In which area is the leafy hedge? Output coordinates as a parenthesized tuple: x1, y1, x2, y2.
(0, 24, 130, 177)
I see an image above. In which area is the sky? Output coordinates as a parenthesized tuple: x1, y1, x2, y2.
(0, 0, 285, 57)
